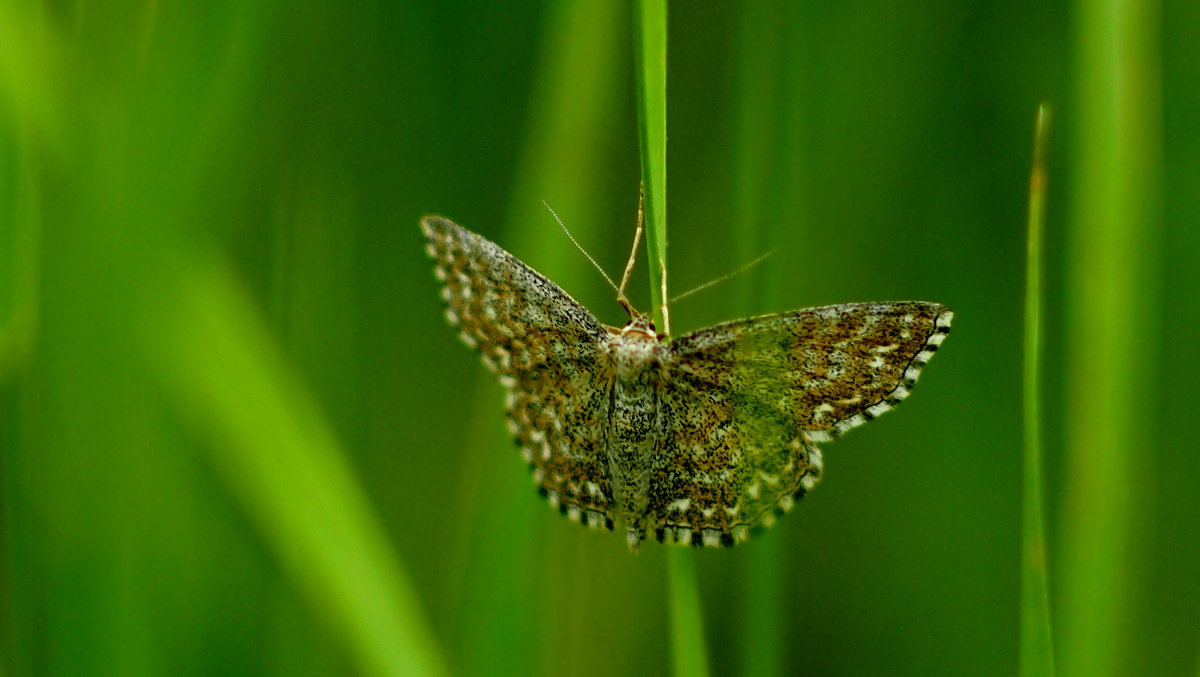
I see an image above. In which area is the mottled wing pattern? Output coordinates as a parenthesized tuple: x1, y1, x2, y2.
(648, 302, 952, 546)
(649, 377, 824, 547)
(421, 217, 617, 529)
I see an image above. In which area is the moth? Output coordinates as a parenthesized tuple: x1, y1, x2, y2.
(421, 215, 952, 550)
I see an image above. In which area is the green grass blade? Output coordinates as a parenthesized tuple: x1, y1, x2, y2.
(150, 254, 448, 677)
(0, 3, 63, 149)
(1062, 0, 1162, 673)
(635, 0, 669, 328)
(666, 548, 709, 677)
(0, 4, 56, 381)
(1020, 103, 1056, 677)
(635, 3, 709, 676)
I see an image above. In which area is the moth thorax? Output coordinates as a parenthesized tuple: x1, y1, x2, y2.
(611, 331, 662, 381)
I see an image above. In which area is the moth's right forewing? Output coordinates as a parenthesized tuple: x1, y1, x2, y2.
(421, 217, 618, 531)
(421, 216, 608, 380)
(668, 302, 952, 440)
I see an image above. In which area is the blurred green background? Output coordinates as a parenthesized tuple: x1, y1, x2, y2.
(2, 1, 1196, 676)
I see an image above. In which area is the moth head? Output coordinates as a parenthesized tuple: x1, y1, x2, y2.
(621, 312, 658, 341)
(612, 312, 664, 380)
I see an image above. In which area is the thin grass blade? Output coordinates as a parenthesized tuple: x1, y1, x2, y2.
(634, 0, 669, 327)
(1020, 103, 1056, 677)
(635, 3, 710, 676)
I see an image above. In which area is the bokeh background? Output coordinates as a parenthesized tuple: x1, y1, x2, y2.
(2, 1, 1196, 676)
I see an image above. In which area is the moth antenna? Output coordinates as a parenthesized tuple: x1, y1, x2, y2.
(616, 188, 645, 315)
(659, 254, 670, 335)
(670, 250, 776, 304)
(542, 201, 620, 295)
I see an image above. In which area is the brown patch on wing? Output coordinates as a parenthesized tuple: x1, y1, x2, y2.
(508, 375, 616, 531)
(669, 302, 952, 440)
(645, 375, 822, 547)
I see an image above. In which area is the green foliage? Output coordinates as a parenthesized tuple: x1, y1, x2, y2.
(2, 1, 1197, 677)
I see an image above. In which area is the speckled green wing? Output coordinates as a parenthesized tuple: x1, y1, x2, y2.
(421, 217, 619, 530)
(647, 302, 952, 547)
